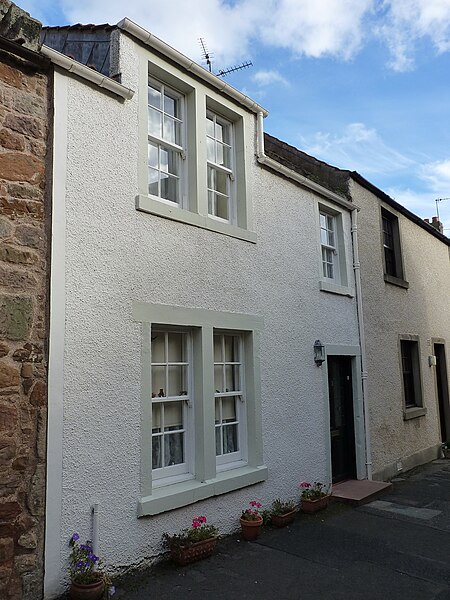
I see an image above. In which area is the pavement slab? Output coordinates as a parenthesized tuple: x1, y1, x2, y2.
(85, 460, 450, 600)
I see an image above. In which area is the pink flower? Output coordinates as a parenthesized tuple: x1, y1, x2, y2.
(192, 519, 200, 529)
(198, 516, 207, 524)
(256, 502, 262, 508)
(299, 482, 311, 488)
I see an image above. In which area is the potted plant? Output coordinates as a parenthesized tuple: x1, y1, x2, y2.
(240, 500, 263, 540)
(162, 516, 218, 565)
(299, 481, 331, 513)
(68, 533, 109, 600)
(269, 498, 297, 527)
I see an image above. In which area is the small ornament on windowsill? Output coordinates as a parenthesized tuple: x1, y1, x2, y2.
(158, 388, 164, 397)
(152, 392, 156, 398)
(180, 390, 187, 395)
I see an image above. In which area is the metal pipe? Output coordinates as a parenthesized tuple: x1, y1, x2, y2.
(92, 503, 99, 555)
(351, 208, 372, 480)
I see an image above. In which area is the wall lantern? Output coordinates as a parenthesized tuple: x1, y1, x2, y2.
(313, 340, 325, 366)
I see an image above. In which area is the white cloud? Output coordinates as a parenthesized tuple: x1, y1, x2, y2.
(378, 0, 450, 71)
(252, 69, 288, 87)
(300, 122, 414, 175)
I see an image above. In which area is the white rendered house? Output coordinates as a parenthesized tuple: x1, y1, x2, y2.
(42, 19, 367, 597)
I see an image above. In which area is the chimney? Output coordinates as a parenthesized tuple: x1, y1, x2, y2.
(427, 216, 444, 234)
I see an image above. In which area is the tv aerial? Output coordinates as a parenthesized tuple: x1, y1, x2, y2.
(199, 38, 252, 77)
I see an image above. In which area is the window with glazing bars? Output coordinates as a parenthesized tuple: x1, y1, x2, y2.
(207, 112, 234, 222)
(151, 330, 191, 479)
(213, 333, 244, 464)
(148, 79, 184, 205)
(320, 212, 337, 280)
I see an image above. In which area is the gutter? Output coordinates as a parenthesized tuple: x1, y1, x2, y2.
(256, 112, 357, 209)
(41, 45, 135, 100)
(117, 18, 268, 117)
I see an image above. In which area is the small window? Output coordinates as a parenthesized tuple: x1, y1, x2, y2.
(207, 112, 234, 223)
(213, 333, 246, 468)
(320, 211, 338, 282)
(400, 339, 423, 409)
(381, 208, 407, 286)
(151, 329, 192, 481)
(148, 79, 185, 205)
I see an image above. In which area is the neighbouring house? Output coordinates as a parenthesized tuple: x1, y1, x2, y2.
(350, 174, 450, 480)
(41, 19, 365, 597)
(266, 137, 450, 481)
(0, 3, 51, 599)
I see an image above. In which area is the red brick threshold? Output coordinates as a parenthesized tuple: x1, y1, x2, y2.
(331, 479, 392, 506)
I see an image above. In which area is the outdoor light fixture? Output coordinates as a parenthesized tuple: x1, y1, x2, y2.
(313, 340, 325, 366)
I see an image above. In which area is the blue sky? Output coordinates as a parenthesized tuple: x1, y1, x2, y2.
(21, 0, 450, 233)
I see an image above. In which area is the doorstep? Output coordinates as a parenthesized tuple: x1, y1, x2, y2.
(331, 479, 392, 506)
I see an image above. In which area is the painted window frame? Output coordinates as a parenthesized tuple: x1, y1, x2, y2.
(317, 202, 354, 297)
(136, 55, 255, 243)
(134, 301, 267, 516)
(398, 334, 426, 420)
(380, 208, 409, 289)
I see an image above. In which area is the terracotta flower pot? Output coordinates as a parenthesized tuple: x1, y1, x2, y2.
(301, 495, 330, 514)
(171, 537, 217, 566)
(271, 509, 296, 527)
(69, 577, 104, 600)
(240, 516, 263, 540)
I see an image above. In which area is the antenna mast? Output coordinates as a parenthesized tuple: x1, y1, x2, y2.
(199, 37, 252, 78)
(199, 38, 213, 73)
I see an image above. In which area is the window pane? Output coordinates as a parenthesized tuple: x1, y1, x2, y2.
(207, 137, 215, 162)
(215, 121, 223, 142)
(222, 396, 236, 422)
(148, 168, 159, 197)
(148, 107, 162, 138)
(214, 335, 223, 362)
(152, 436, 162, 469)
(163, 115, 180, 145)
(224, 335, 237, 362)
(160, 173, 179, 203)
(326, 262, 334, 279)
(216, 195, 229, 220)
(320, 228, 328, 245)
(168, 365, 187, 396)
(168, 332, 184, 362)
(216, 141, 224, 165)
(214, 364, 224, 393)
(208, 190, 214, 215)
(152, 403, 162, 432)
(215, 397, 221, 424)
(164, 401, 183, 430)
(206, 115, 214, 137)
(215, 427, 221, 455)
(151, 365, 165, 397)
(164, 432, 184, 466)
(320, 214, 327, 228)
(207, 165, 215, 189)
(148, 143, 158, 168)
(215, 170, 228, 195)
(225, 364, 240, 391)
(148, 85, 161, 109)
(164, 92, 178, 118)
(328, 230, 335, 247)
(223, 424, 238, 454)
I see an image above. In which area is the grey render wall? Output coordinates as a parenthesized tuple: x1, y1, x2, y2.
(352, 178, 450, 479)
(44, 30, 361, 596)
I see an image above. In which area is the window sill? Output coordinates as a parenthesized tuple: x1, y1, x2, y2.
(384, 274, 409, 289)
(137, 464, 268, 516)
(403, 406, 427, 421)
(136, 195, 257, 244)
(319, 281, 355, 297)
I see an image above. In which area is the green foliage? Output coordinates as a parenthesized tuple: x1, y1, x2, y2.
(270, 498, 296, 516)
(162, 516, 218, 550)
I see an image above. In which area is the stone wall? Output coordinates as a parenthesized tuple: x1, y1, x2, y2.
(0, 4, 50, 599)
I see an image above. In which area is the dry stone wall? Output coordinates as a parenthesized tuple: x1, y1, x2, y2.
(0, 4, 50, 599)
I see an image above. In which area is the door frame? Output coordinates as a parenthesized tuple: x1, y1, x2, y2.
(432, 338, 450, 443)
(323, 344, 366, 481)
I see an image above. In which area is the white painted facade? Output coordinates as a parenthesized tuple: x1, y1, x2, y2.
(44, 28, 362, 597)
(352, 178, 450, 480)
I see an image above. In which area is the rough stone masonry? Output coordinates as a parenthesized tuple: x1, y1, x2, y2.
(0, 2, 50, 599)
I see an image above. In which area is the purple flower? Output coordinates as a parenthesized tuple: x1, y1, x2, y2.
(71, 533, 80, 541)
(76, 561, 84, 569)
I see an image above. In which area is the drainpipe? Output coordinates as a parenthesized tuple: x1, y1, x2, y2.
(351, 209, 372, 480)
(256, 111, 372, 479)
(92, 503, 99, 555)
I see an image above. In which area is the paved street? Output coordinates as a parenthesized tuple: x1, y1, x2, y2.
(114, 460, 450, 600)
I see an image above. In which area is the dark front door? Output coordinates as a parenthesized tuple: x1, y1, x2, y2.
(328, 356, 356, 483)
(434, 343, 450, 443)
